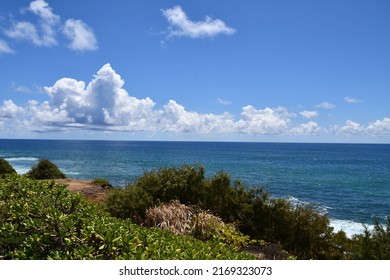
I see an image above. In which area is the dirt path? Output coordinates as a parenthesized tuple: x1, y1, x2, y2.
(55, 178, 108, 203)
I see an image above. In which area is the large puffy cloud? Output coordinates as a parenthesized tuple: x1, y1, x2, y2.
(1, 64, 390, 141)
(44, 64, 154, 129)
(161, 6, 236, 39)
(1, 64, 290, 135)
(43, 64, 237, 133)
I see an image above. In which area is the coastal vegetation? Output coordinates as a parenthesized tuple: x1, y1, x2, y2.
(26, 159, 66, 180)
(92, 178, 111, 188)
(0, 158, 16, 176)
(104, 164, 337, 259)
(0, 159, 388, 260)
(0, 175, 254, 260)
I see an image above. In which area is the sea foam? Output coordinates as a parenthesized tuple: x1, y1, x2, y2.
(5, 157, 39, 162)
(330, 219, 374, 238)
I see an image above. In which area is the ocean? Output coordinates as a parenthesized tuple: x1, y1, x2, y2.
(1, 139, 389, 237)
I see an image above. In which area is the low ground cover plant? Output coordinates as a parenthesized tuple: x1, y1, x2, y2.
(0, 174, 254, 260)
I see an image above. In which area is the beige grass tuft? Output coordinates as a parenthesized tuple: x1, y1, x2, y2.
(145, 200, 226, 240)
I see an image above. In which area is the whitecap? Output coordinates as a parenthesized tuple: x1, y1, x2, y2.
(64, 171, 80, 176)
(330, 219, 375, 238)
(286, 195, 330, 215)
(14, 167, 31, 175)
(5, 157, 39, 162)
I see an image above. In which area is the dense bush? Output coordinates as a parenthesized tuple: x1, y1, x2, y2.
(104, 186, 153, 222)
(0, 175, 254, 260)
(134, 164, 207, 205)
(92, 178, 110, 187)
(26, 159, 66, 180)
(0, 158, 16, 175)
(105, 164, 341, 259)
(351, 218, 390, 259)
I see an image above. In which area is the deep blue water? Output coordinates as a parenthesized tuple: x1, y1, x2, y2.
(1, 139, 389, 236)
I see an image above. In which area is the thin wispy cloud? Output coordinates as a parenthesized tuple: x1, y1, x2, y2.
(344, 96, 363, 104)
(316, 102, 335, 109)
(299, 110, 319, 119)
(3, 0, 97, 52)
(161, 5, 236, 39)
(11, 82, 31, 93)
(0, 39, 14, 54)
(217, 98, 232, 105)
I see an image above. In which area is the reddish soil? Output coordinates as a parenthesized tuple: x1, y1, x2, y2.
(55, 178, 108, 203)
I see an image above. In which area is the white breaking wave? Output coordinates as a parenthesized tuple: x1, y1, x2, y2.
(14, 167, 31, 175)
(5, 157, 39, 162)
(330, 219, 374, 238)
(64, 170, 80, 176)
(285, 196, 381, 238)
(4, 157, 39, 175)
(286, 195, 331, 215)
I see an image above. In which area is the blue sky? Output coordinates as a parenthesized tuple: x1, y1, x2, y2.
(0, 0, 389, 142)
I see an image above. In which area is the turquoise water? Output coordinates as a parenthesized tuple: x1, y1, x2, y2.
(1, 139, 389, 236)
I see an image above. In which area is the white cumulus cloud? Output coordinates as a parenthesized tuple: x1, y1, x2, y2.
(1, 64, 389, 141)
(63, 19, 98, 51)
(161, 5, 236, 39)
(331, 120, 365, 135)
(6, 0, 59, 47)
(236, 106, 291, 135)
(366, 118, 390, 136)
(291, 121, 320, 135)
(0, 100, 25, 118)
(3, 0, 97, 51)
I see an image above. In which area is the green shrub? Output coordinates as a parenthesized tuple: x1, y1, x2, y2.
(134, 164, 206, 205)
(92, 178, 110, 187)
(26, 159, 66, 180)
(104, 186, 153, 222)
(104, 164, 343, 259)
(351, 218, 390, 260)
(0, 175, 254, 260)
(0, 158, 16, 175)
